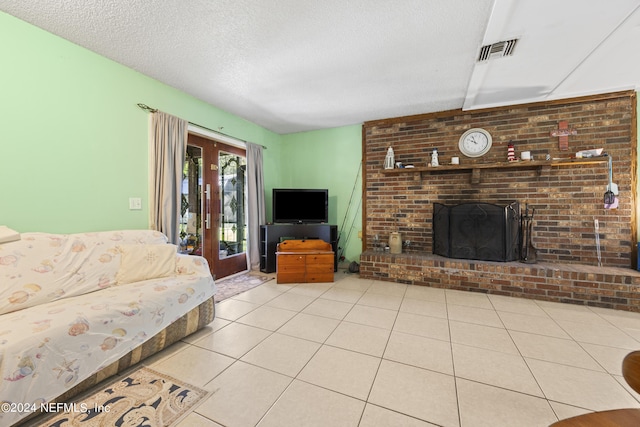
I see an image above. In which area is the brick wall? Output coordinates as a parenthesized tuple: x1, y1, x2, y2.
(362, 91, 637, 269)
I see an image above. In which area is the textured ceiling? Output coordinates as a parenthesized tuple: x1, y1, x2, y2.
(1, 0, 639, 134)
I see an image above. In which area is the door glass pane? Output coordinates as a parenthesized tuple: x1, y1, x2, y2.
(219, 151, 247, 258)
(180, 145, 203, 255)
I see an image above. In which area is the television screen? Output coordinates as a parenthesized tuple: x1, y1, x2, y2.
(272, 188, 328, 224)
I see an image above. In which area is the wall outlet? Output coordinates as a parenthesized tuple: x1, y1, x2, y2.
(129, 197, 142, 210)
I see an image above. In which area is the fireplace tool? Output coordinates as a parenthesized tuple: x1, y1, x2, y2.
(594, 219, 602, 267)
(521, 205, 537, 263)
(604, 155, 618, 209)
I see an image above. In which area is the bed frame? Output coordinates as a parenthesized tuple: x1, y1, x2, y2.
(35, 297, 215, 413)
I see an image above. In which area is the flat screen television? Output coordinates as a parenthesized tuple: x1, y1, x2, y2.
(272, 188, 328, 224)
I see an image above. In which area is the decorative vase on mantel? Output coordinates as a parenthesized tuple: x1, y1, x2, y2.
(389, 232, 402, 254)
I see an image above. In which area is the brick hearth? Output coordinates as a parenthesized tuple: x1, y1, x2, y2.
(360, 252, 640, 312)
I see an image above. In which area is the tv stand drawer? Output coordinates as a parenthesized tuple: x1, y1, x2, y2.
(276, 240, 334, 284)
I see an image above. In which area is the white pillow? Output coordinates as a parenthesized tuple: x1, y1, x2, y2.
(0, 226, 20, 244)
(116, 244, 177, 285)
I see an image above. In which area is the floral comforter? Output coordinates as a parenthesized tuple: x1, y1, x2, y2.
(0, 231, 216, 426)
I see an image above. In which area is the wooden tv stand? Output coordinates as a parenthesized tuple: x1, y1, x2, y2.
(276, 239, 334, 284)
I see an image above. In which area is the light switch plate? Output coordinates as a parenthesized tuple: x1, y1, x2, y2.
(129, 197, 142, 210)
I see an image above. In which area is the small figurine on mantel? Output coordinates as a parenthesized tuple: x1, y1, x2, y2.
(507, 141, 516, 162)
(384, 147, 395, 169)
(430, 148, 439, 167)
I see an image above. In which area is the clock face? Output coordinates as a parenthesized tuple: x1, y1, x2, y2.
(459, 128, 492, 157)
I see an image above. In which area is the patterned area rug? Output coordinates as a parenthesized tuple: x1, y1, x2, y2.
(215, 272, 274, 301)
(35, 367, 209, 427)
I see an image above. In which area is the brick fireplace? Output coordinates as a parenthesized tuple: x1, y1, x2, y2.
(360, 91, 640, 311)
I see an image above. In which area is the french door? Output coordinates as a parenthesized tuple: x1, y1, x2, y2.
(180, 133, 247, 279)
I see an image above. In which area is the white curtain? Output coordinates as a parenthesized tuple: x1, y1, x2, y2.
(246, 142, 266, 270)
(148, 111, 188, 245)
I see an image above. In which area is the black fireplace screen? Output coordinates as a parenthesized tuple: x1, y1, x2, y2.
(433, 202, 520, 262)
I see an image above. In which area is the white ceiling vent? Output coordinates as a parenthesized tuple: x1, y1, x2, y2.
(477, 39, 518, 61)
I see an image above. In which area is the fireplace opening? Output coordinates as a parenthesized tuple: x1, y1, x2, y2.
(433, 201, 520, 262)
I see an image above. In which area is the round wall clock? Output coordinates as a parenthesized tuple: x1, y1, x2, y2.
(458, 128, 492, 157)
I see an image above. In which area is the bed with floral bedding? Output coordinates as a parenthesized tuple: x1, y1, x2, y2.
(0, 230, 216, 426)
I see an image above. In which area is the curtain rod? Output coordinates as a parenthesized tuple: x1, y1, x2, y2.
(137, 103, 266, 149)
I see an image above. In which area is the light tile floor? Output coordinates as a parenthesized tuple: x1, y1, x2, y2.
(145, 273, 640, 427)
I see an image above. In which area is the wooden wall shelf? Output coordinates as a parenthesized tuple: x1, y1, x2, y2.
(382, 157, 608, 184)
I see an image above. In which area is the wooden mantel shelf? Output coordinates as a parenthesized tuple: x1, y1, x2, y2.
(382, 157, 608, 184)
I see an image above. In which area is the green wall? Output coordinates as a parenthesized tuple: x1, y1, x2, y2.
(0, 11, 364, 263)
(0, 11, 281, 234)
(280, 126, 363, 263)
(2, 13, 639, 266)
